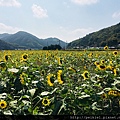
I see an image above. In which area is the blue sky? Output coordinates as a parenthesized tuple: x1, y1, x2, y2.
(0, 0, 120, 43)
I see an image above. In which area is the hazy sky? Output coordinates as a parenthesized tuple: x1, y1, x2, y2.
(0, 0, 120, 42)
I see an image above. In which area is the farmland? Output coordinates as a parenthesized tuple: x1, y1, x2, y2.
(0, 48, 120, 115)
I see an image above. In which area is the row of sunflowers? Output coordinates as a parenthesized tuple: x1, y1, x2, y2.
(0, 46, 120, 115)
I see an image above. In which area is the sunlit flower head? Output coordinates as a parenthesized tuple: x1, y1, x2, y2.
(108, 90, 119, 97)
(42, 98, 50, 106)
(88, 52, 93, 58)
(94, 61, 99, 66)
(0, 100, 7, 109)
(97, 64, 106, 70)
(81, 71, 89, 80)
(101, 60, 105, 64)
(22, 53, 28, 61)
(113, 68, 117, 76)
(57, 57, 62, 65)
(4, 54, 9, 62)
(104, 46, 108, 50)
(106, 65, 114, 70)
(47, 74, 54, 86)
(113, 51, 118, 56)
(57, 70, 63, 84)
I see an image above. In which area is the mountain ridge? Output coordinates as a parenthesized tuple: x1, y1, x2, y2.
(0, 31, 67, 50)
(67, 22, 120, 49)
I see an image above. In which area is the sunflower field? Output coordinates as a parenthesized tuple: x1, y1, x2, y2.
(0, 47, 120, 115)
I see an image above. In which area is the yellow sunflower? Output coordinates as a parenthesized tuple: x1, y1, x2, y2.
(101, 93, 107, 100)
(81, 71, 89, 80)
(104, 46, 108, 50)
(57, 57, 62, 65)
(4, 54, 9, 62)
(94, 61, 99, 66)
(20, 74, 25, 84)
(113, 68, 117, 76)
(0, 100, 7, 109)
(42, 98, 50, 106)
(97, 64, 106, 70)
(113, 51, 118, 56)
(47, 74, 54, 86)
(108, 90, 119, 97)
(21, 53, 28, 61)
(57, 70, 63, 84)
(101, 60, 105, 64)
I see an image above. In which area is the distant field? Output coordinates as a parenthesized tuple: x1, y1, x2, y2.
(0, 48, 120, 115)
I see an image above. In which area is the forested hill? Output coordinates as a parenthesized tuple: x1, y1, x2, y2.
(67, 22, 120, 49)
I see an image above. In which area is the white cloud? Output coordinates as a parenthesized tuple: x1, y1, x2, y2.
(0, 0, 21, 7)
(32, 4, 48, 18)
(112, 11, 120, 19)
(71, 0, 99, 5)
(0, 23, 20, 33)
(70, 28, 94, 40)
(59, 26, 94, 42)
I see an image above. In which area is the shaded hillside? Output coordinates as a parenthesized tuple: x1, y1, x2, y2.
(67, 22, 120, 49)
(43, 37, 67, 48)
(0, 33, 11, 39)
(0, 39, 16, 50)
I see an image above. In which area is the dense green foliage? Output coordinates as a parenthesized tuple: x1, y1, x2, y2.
(43, 44, 62, 50)
(67, 22, 120, 49)
(0, 50, 120, 115)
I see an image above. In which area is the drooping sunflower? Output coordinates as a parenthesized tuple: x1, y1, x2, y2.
(57, 70, 63, 84)
(4, 54, 9, 62)
(57, 57, 62, 65)
(0, 100, 7, 109)
(47, 74, 54, 86)
(81, 71, 89, 80)
(42, 98, 50, 106)
(113, 51, 118, 57)
(113, 68, 117, 76)
(104, 46, 108, 50)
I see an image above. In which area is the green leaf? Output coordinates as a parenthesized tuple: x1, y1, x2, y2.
(52, 100, 62, 115)
(3, 110, 12, 115)
(0, 93, 7, 99)
(9, 100, 17, 108)
(96, 91, 104, 95)
(28, 88, 36, 97)
(91, 102, 102, 110)
(41, 91, 50, 96)
(78, 94, 90, 99)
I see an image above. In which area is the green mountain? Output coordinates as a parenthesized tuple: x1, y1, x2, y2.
(0, 39, 17, 50)
(0, 31, 66, 50)
(67, 22, 120, 49)
(1, 31, 44, 49)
